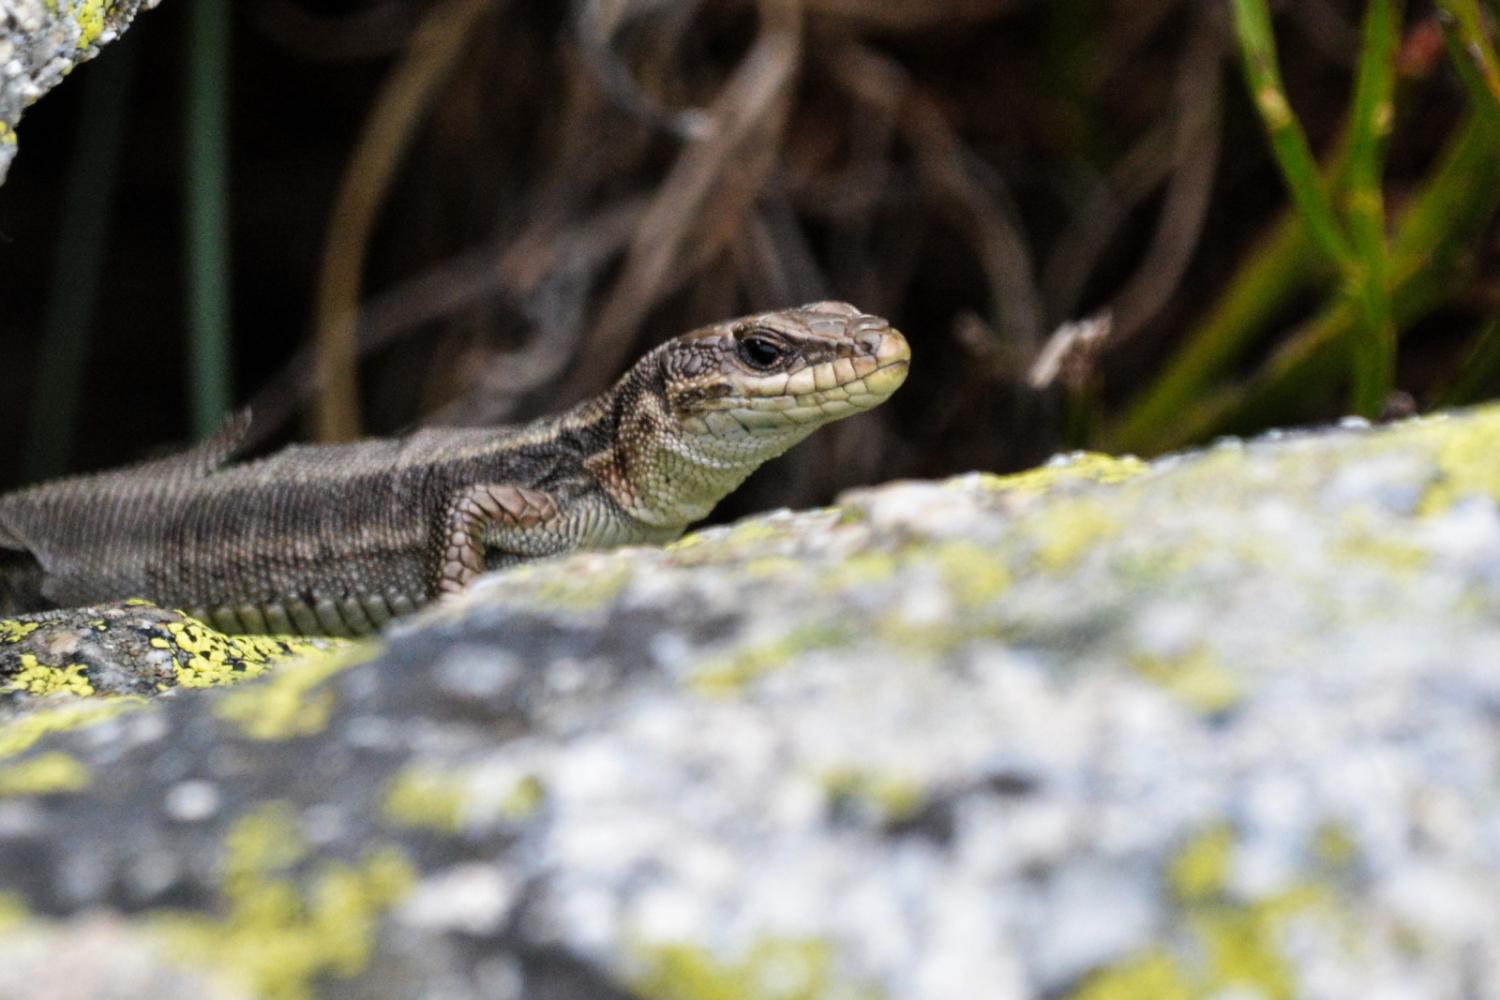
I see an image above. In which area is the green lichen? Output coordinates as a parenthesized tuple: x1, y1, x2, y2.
(1131, 649, 1243, 715)
(691, 622, 856, 695)
(633, 938, 882, 1000)
(0, 751, 90, 796)
(4, 655, 95, 697)
(0, 696, 144, 758)
(215, 645, 373, 740)
(154, 802, 416, 1000)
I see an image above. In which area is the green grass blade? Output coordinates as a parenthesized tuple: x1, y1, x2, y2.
(185, 0, 233, 438)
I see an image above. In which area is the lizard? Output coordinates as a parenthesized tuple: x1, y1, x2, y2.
(0, 302, 909, 637)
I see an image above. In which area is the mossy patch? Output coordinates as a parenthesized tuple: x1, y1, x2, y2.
(153, 802, 416, 1000)
(633, 937, 882, 1000)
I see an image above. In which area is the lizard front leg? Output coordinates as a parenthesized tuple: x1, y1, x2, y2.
(431, 484, 564, 596)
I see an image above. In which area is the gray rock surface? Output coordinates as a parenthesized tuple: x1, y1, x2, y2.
(4, 406, 1500, 998)
(0, 0, 159, 184)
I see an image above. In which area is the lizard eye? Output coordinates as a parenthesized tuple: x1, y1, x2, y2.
(737, 334, 787, 371)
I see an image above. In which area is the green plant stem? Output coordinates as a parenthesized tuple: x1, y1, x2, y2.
(1229, 0, 1355, 269)
(1437, 0, 1500, 107)
(1436, 317, 1500, 407)
(22, 46, 135, 482)
(186, 0, 232, 438)
(1344, 0, 1401, 414)
(1137, 114, 1500, 450)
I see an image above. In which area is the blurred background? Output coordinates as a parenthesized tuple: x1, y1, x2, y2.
(1, 0, 1496, 522)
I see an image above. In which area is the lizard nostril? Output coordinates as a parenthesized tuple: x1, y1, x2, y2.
(857, 330, 884, 355)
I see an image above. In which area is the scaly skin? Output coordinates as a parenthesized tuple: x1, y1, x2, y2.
(0, 302, 909, 636)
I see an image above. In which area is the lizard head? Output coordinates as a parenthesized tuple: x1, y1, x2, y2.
(594, 302, 909, 529)
(654, 301, 910, 465)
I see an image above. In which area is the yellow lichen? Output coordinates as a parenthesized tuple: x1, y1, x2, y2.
(0, 892, 27, 932)
(4, 655, 95, 697)
(0, 618, 41, 644)
(1073, 883, 1333, 1000)
(928, 542, 1010, 608)
(162, 620, 331, 690)
(1419, 407, 1500, 514)
(0, 697, 144, 758)
(383, 767, 544, 834)
(1312, 822, 1359, 869)
(820, 768, 925, 822)
(154, 802, 416, 1000)
(381, 768, 468, 834)
(691, 622, 855, 695)
(1169, 824, 1235, 903)
(73, 0, 108, 48)
(1027, 498, 1121, 571)
(1070, 951, 1195, 1000)
(816, 550, 898, 593)
(1132, 649, 1243, 715)
(970, 453, 1149, 498)
(215, 646, 372, 740)
(634, 938, 881, 1000)
(0, 751, 90, 796)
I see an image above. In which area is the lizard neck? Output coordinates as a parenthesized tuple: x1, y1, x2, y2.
(583, 361, 801, 532)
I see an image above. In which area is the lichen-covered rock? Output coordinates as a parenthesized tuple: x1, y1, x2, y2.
(0, 0, 160, 183)
(4, 407, 1500, 997)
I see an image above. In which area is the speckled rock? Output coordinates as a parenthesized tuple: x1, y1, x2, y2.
(4, 407, 1500, 998)
(0, 0, 160, 183)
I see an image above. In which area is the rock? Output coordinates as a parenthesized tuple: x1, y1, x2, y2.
(0, 0, 161, 184)
(4, 407, 1500, 997)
